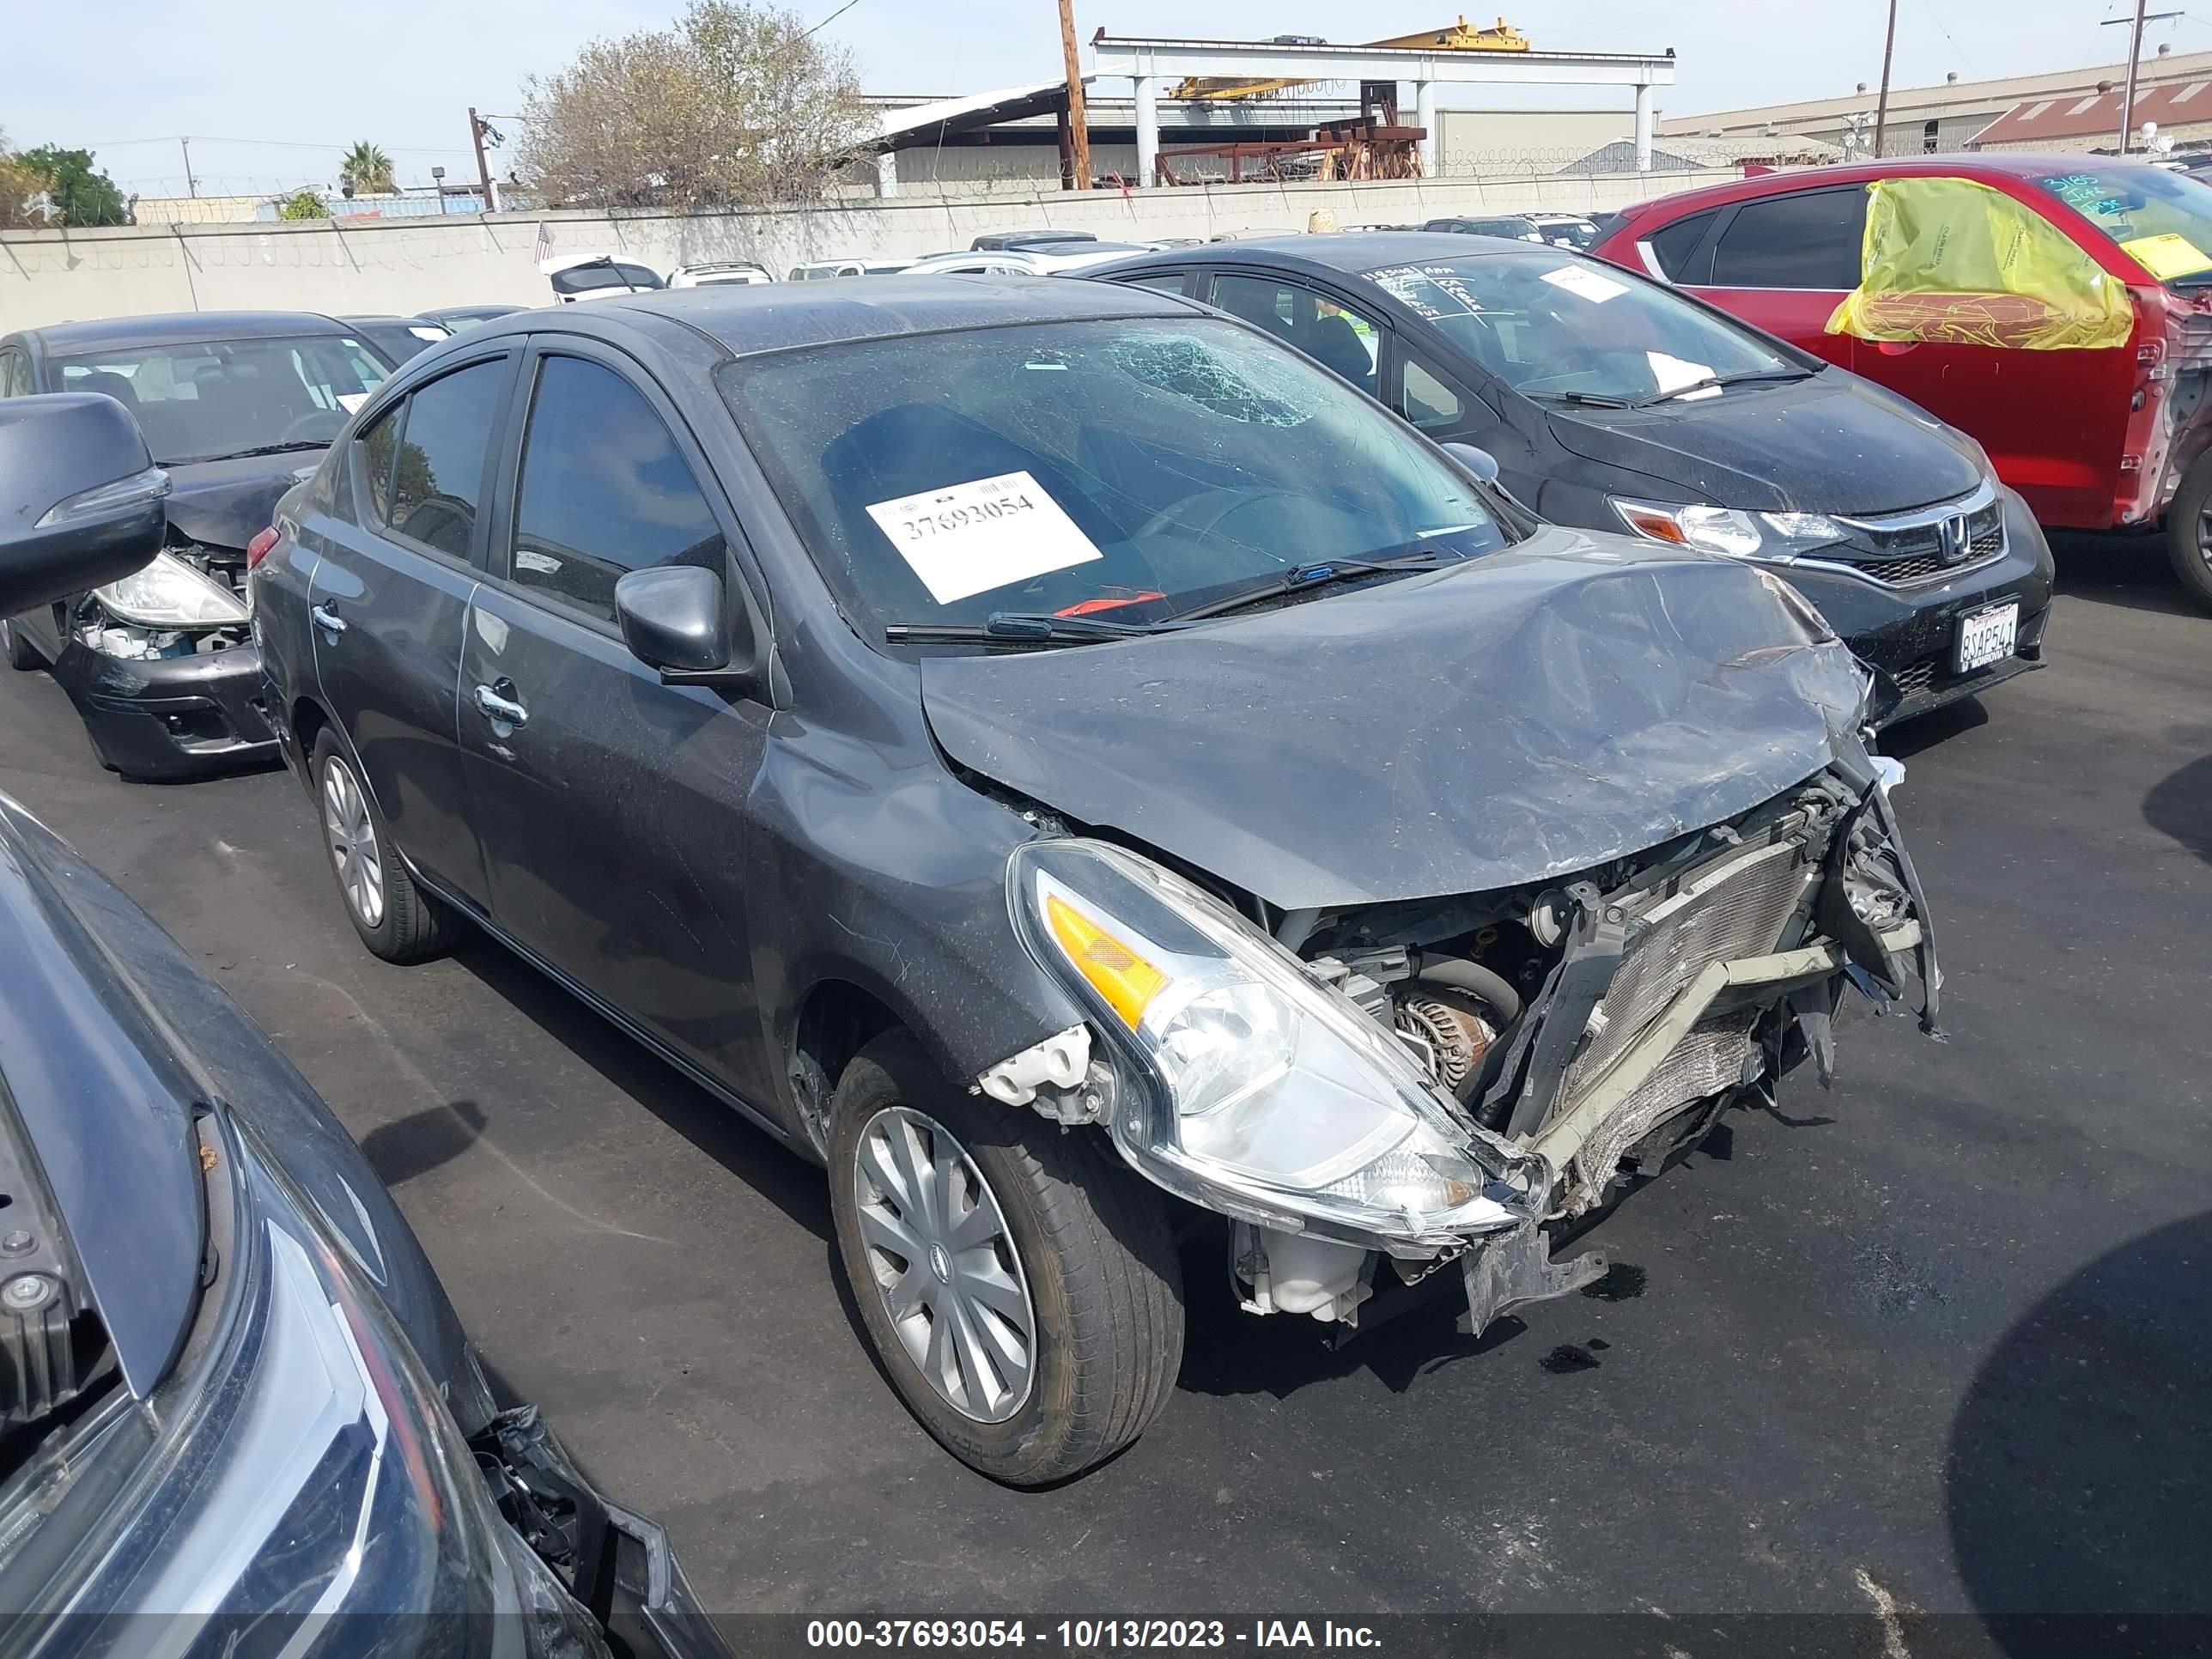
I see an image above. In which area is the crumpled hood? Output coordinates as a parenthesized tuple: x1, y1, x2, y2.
(1548, 373, 1984, 515)
(921, 529, 1869, 910)
(163, 452, 321, 550)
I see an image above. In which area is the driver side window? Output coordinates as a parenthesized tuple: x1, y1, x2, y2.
(360, 359, 507, 561)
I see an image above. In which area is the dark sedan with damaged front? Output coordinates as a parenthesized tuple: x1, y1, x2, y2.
(251, 276, 1939, 1486)
(0, 313, 391, 780)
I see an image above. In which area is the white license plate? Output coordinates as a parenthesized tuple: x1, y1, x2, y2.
(1954, 602, 2019, 674)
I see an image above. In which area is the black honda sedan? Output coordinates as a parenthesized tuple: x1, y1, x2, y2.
(253, 276, 1936, 1486)
(0, 312, 392, 779)
(1089, 234, 2056, 724)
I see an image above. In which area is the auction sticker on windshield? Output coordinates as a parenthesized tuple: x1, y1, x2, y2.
(866, 470, 1103, 605)
(1540, 264, 1630, 304)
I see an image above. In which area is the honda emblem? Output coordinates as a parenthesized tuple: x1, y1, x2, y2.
(1937, 514, 1972, 564)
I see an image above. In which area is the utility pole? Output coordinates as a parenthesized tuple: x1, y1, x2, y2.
(468, 107, 498, 211)
(2105, 3, 2183, 154)
(1872, 0, 1899, 161)
(180, 137, 197, 198)
(1057, 0, 1092, 189)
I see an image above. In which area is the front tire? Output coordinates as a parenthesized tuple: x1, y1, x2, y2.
(2164, 456, 2212, 613)
(3, 619, 43, 672)
(311, 730, 458, 963)
(828, 1031, 1184, 1486)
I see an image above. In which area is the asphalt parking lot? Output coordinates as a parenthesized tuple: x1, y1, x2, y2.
(1, 533, 2206, 1642)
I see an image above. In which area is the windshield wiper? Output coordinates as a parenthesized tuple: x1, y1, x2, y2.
(1526, 389, 1632, 409)
(1169, 552, 1445, 623)
(184, 441, 330, 462)
(1627, 368, 1816, 409)
(884, 611, 1180, 647)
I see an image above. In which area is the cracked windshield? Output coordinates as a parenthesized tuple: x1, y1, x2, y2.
(1364, 250, 1806, 407)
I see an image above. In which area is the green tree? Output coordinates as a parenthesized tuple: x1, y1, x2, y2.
(338, 141, 395, 196)
(0, 131, 41, 228)
(519, 0, 870, 209)
(277, 188, 330, 220)
(16, 145, 131, 227)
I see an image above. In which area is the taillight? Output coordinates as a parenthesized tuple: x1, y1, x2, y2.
(246, 526, 279, 569)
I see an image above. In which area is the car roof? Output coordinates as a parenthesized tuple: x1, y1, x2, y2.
(14, 310, 355, 352)
(1105, 231, 1552, 275)
(475, 274, 1200, 359)
(1610, 152, 2151, 224)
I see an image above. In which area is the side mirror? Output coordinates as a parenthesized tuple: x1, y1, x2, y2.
(1442, 441, 1501, 486)
(0, 394, 169, 614)
(613, 563, 757, 687)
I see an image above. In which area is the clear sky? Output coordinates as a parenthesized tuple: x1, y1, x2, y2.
(10, 0, 2206, 198)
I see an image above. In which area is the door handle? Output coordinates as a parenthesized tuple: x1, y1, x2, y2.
(474, 682, 528, 727)
(310, 604, 347, 635)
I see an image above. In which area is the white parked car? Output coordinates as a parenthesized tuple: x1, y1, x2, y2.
(787, 258, 915, 281)
(667, 262, 775, 288)
(900, 244, 1151, 277)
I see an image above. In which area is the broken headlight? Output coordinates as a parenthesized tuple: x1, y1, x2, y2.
(94, 550, 250, 629)
(1007, 838, 1539, 1249)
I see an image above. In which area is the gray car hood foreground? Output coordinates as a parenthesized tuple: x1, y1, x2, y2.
(921, 530, 1869, 910)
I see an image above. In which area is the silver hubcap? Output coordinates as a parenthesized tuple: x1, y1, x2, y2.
(853, 1107, 1036, 1424)
(2197, 505, 2212, 568)
(321, 757, 385, 928)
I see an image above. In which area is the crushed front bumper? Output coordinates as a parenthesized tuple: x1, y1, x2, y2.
(475, 1406, 734, 1659)
(49, 635, 279, 781)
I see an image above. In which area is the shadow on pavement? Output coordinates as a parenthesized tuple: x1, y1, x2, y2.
(2143, 751, 2212, 866)
(2046, 530, 2195, 618)
(1881, 694, 1990, 759)
(444, 931, 834, 1245)
(360, 1097, 488, 1188)
(1948, 1209, 2212, 1656)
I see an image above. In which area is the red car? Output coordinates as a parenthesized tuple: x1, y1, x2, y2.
(1590, 155, 2212, 609)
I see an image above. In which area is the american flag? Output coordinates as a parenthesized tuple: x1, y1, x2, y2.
(534, 222, 553, 263)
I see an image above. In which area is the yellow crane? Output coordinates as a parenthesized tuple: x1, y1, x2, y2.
(1170, 16, 1530, 102)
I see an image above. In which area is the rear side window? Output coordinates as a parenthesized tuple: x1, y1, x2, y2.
(507, 356, 726, 624)
(1121, 271, 1194, 295)
(381, 359, 507, 558)
(1644, 210, 1719, 282)
(1708, 190, 1868, 289)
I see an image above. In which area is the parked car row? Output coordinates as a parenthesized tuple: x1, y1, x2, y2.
(6, 186, 2085, 1512)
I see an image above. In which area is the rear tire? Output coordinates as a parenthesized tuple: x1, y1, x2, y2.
(3, 620, 43, 671)
(2163, 457, 2212, 613)
(310, 730, 458, 963)
(828, 1030, 1183, 1486)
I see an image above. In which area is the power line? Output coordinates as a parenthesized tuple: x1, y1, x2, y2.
(803, 0, 861, 37)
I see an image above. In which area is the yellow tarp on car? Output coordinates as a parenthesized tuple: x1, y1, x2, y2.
(1826, 175, 2135, 351)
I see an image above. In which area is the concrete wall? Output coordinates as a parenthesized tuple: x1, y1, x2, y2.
(0, 171, 1734, 333)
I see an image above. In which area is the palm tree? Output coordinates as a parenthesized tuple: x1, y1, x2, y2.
(338, 141, 395, 198)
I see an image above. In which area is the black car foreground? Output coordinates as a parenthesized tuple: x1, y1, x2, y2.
(1086, 234, 2057, 725)
(0, 313, 393, 780)
(0, 392, 722, 1655)
(253, 276, 1939, 1486)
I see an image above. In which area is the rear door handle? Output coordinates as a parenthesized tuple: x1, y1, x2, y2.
(311, 604, 347, 635)
(474, 682, 528, 727)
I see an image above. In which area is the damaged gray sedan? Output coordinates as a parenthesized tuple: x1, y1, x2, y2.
(251, 277, 1937, 1486)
